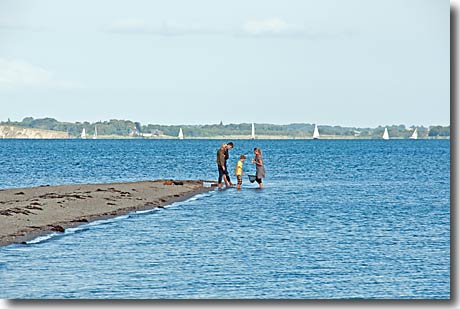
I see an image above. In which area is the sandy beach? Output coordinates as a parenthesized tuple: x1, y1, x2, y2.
(0, 180, 215, 246)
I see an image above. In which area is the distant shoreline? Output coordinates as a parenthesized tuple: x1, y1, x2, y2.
(0, 120, 450, 140)
(0, 136, 450, 140)
(0, 180, 216, 247)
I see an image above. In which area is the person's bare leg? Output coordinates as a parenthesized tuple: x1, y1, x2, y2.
(224, 177, 230, 188)
(226, 175, 234, 187)
(258, 180, 263, 189)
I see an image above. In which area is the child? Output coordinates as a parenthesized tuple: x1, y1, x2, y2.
(252, 148, 265, 189)
(235, 154, 246, 190)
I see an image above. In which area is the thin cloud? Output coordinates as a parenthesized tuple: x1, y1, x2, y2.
(104, 17, 353, 39)
(242, 18, 290, 35)
(105, 18, 222, 36)
(240, 18, 348, 39)
(105, 18, 151, 33)
(0, 19, 50, 32)
(0, 58, 80, 89)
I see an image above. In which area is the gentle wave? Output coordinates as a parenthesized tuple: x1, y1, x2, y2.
(23, 191, 215, 245)
(0, 139, 450, 299)
(26, 233, 61, 245)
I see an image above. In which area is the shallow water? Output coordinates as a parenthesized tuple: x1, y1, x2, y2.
(0, 139, 450, 298)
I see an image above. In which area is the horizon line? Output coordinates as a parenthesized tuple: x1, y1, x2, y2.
(0, 117, 450, 129)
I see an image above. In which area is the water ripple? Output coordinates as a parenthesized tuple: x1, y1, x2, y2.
(0, 139, 450, 299)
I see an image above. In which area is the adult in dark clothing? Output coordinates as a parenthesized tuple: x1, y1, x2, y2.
(224, 142, 234, 186)
(217, 143, 230, 189)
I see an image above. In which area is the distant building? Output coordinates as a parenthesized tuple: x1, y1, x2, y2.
(141, 129, 163, 137)
(129, 128, 139, 137)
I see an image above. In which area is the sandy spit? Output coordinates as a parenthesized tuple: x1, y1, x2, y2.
(0, 180, 216, 246)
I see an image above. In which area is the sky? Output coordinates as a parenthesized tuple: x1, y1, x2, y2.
(0, 0, 450, 127)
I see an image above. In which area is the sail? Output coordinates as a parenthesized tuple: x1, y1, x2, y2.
(251, 123, 255, 139)
(410, 128, 418, 139)
(313, 124, 320, 139)
(93, 126, 97, 139)
(178, 128, 184, 140)
(81, 128, 86, 139)
(382, 128, 389, 140)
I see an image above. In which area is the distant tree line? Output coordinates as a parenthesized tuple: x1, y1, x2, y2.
(0, 117, 450, 138)
(428, 126, 450, 137)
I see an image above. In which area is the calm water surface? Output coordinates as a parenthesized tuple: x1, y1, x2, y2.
(0, 139, 450, 298)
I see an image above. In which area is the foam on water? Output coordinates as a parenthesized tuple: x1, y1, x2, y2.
(26, 233, 60, 245)
(22, 191, 216, 246)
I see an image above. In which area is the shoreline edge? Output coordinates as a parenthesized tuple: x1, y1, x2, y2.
(0, 179, 216, 247)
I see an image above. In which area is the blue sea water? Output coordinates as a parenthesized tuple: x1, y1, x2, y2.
(0, 139, 450, 299)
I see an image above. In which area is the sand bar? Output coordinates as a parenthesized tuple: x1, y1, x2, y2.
(0, 180, 216, 246)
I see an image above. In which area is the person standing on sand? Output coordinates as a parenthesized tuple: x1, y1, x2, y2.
(217, 143, 230, 189)
(224, 142, 234, 186)
(252, 147, 265, 189)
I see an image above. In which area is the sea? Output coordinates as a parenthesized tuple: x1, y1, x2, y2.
(0, 139, 450, 299)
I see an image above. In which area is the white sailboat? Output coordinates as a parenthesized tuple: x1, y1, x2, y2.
(410, 128, 418, 139)
(251, 123, 255, 139)
(80, 128, 86, 139)
(178, 128, 184, 140)
(93, 126, 97, 139)
(382, 127, 389, 140)
(313, 124, 320, 139)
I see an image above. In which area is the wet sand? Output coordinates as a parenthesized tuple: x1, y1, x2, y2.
(0, 180, 216, 246)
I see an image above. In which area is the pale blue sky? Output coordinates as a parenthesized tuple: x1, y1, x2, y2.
(0, 0, 450, 127)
